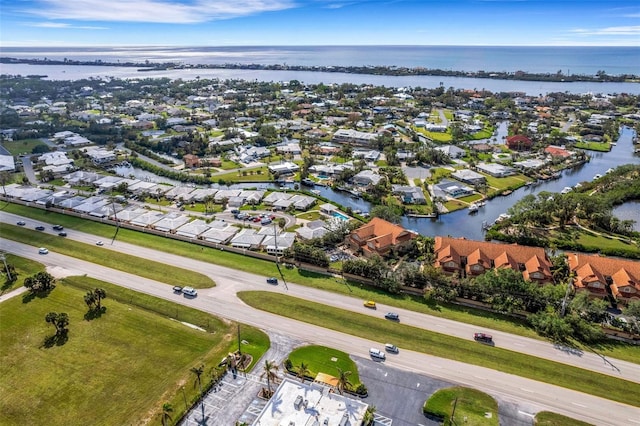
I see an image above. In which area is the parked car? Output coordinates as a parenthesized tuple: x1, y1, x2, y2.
(261, 218, 272, 225)
(266, 277, 278, 285)
(385, 343, 399, 353)
(35, 225, 45, 231)
(17, 221, 26, 226)
(473, 333, 493, 344)
(58, 232, 67, 237)
(38, 247, 49, 255)
(172, 285, 183, 293)
(363, 300, 376, 309)
(384, 312, 399, 321)
(52, 225, 64, 231)
(182, 286, 198, 297)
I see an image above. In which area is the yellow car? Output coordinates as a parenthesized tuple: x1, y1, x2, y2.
(363, 300, 376, 309)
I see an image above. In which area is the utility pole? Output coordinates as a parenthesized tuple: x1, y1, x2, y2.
(237, 324, 242, 355)
(0, 252, 11, 281)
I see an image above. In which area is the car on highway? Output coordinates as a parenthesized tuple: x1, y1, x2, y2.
(182, 286, 198, 297)
(473, 333, 493, 344)
(384, 312, 399, 321)
(17, 221, 26, 226)
(38, 247, 49, 255)
(369, 348, 386, 360)
(172, 285, 183, 293)
(363, 300, 376, 309)
(385, 343, 399, 353)
(96, 241, 104, 246)
(58, 232, 67, 237)
(35, 225, 45, 231)
(266, 277, 278, 285)
(52, 225, 64, 231)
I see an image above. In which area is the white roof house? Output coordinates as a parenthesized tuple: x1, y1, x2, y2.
(229, 228, 265, 249)
(261, 232, 296, 255)
(175, 219, 212, 238)
(130, 211, 166, 227)
(153, 213, 191, 232)
(201, 224, 240, 244)
(352, 170, 383, 186)
(110, 207, 147, 222)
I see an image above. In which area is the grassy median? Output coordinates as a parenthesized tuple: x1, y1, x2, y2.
(237, 291, 640, 407)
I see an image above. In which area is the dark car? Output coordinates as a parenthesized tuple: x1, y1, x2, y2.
(473, 333, 493, 344)
(17, 221, 26, 226)
(58, 232, 67, 237)
(52, 225, 64, 231)
(172, 285, 183, 293)
(266, 277, 278, 285)
(384, 312, 400, 321)
(35, 225, 45, 231)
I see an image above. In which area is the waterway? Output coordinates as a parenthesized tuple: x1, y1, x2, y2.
(113, 126, 639, 240)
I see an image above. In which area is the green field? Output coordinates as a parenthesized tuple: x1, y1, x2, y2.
(1, 139, 49, 155)
(237, 291, 640, 407)
(287, 345, 362, 387)
(1, 254, 45, 294)
(424, 387, 498, 426)
(0, 277, 268, 426)
(535, 411, 594, 426)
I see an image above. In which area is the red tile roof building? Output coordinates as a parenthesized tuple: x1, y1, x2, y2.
(567, 253, 640, 303)
(433, 237, 553, 283)
(348, 217, 417, 257)
(506, 135, 533, 151)
(544, 145, 572, 158)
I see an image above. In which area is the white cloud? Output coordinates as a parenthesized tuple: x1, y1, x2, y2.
(569, 26, 640, 36)
(28, 22, 108, 29)
(24, 0, 296, 24)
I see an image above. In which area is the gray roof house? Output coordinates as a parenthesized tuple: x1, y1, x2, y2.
(130, 211, 166, 228)
(229, 229, 265, 249)
(352, 170, 383, 186)
(475, 162, 515, 178)
(200, 222, 240, 244)
(436, 145, 466, 159)
(110, 207, 147, 222)
(175, 219, 212, 238)
(451, 169, 486, 185)
(153, 213, 191, 232)
(391, 185, 427, 204)
(261, 232, 296, 255)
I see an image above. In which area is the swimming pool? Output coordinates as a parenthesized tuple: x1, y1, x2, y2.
(331, 211, 350, 221)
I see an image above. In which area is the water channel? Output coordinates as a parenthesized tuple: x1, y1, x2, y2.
(114, 126, 639, 240)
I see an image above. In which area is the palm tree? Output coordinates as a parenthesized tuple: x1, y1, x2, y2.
(160, 402, 173, 426)
(297, 362, 310, 383)
(94, 288, 106, 310)
(363, 405, 376, 426)
(84, 291, 96, 309)
(190, 364, 205, 420)
(336, 367, 352, 395)
(260, 360, 279, 397)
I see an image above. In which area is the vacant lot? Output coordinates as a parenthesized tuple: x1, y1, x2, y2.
(0, 277, 268, 426)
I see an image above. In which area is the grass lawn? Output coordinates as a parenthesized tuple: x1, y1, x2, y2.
(296, 211, 322, 221)
(424, 387, 498, 426)
(0, 223, 214, 289)
(483, 174, 529, 190)
(414, 127, 452, 143)
(0, 277, 269, 426)
(1, 254, 45, 294)
(212, 168, 270, 182)
(574, 231, 640, 255)
(534, 411, 594, 426)
(2, 139, 48, 155)
(287, 345, 362, 387)
(573, 142, 611, 152)
(444, 199, 467, 212)
(237, 291, 640, 407)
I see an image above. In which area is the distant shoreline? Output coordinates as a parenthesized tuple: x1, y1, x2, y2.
(2, 57, 637, 83)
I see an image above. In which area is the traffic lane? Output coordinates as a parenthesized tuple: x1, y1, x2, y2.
(3, 209, 640, 386)
(2, 238, 639, 426)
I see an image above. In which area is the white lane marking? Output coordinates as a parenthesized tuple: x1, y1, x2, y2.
(572, 402, 587, 408)
(518, 411, 535, 418)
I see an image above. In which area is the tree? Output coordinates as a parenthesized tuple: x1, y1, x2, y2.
(190, 364, 206, 420)
(370, 205, 402, 224)
(45, 312, 69, 337)
(94, 288, 106, 310)
(160, 403, 173, 426)
(84, 288, 107, 313)
(297, 362, 310, 383)
(363, 405, 377, 426)
(336, 367, 352, 395)
(24, 271, 56, 293)
(260, 360, 279, 397)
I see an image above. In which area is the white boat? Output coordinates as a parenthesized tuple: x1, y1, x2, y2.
(561, 186, 573, 194)
(494, 213, 511, 223)
(310, 189, 321, 195)
(593, 174, 602, 180)
(468, 204, 479, 213)
(605, 168, 614, 174)
(574, 182, 582, 189)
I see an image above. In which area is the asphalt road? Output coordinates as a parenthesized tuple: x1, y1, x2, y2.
(2, 213, 640, 425)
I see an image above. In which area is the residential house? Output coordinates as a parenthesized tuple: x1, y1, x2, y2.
(268, 162, 300, 177)
(391, 185, 427, 204)
(544, 145, 574, 159)
(451, 169, 486, 185)
(567, 253, 640, 303)
(332, 129, 378, 146)
(475, 162, 515, 178)
(434, 180, 474, 198)
(348, 217, 417, 257)
(184, 154, 201, 168)
(352, 170, 383, 187)
(436, 145, 466, 159)
(506, 135, 533, 151)
(433, 237, 553, 283)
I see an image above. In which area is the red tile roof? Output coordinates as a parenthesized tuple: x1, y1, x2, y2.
(568, 253, 640, 298)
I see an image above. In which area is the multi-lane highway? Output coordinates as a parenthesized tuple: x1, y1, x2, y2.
(2, 212, 640, 425)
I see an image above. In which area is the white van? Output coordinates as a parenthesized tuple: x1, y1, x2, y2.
(182, 286, 198, 297)
(369, 348, 386, 360)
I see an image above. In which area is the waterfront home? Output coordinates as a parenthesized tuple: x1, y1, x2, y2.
(352, 169, 383, 186)
(391, 185, 427, 204)
(475, 162, 515, 178)
(434, 237, 553, 283)
(348, 217, 417, 258)
(451, 169, 486, 185)
(506, 135, 533, 151)
(436, 145, 466, 159)
(434, 179, 475, 198)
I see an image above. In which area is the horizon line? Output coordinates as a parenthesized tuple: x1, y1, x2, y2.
(2, 43, 639, 48)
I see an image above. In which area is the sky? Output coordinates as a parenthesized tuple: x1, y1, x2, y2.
(0, 0, 639, 47)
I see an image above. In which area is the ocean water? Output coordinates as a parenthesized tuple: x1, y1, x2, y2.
(2, 45, 639, 76)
